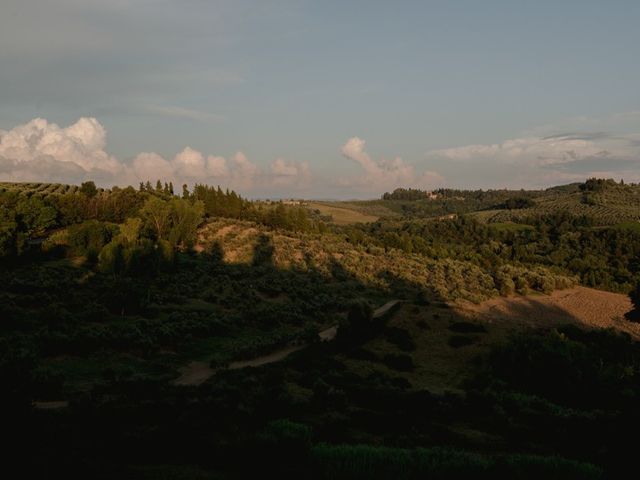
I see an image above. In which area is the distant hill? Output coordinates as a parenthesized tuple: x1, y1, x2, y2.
(371, 178, 640, 226)
(0, 181, 82, 197)
(474, 179, 640, 225)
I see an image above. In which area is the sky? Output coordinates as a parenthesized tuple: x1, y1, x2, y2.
(1, 0, 639, 199)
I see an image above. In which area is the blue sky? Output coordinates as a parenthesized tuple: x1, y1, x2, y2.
(1, 0, 639, 198)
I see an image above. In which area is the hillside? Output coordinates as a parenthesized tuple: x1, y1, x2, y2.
(365, 179, 640, 226)
(3, 178, 640, 478)
(474, 180, 640, 225)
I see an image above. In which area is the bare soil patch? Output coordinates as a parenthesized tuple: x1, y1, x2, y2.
(33, 400, 69, 410)
(172, 361, 215, 386)
(456, 286, 639, 338)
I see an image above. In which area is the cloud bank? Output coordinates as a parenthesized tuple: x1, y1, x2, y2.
(0, 117, 311, 196)
(4, 116, 637, 198)
(0, 117, 442, 198)
(340, 137, 444, 192)
(426, 129, 640, 188)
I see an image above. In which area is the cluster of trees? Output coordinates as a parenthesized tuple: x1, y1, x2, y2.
(379, 187, 545, 219)
(0, 181, 148, 258)
(138, 180, 175, 195)
(191, 183, 252, 218)
(343, 211, 639, 293)
(0, 180, 329, 260)
(580, 177, 621, 192)
(56, 196, 205, 276)
(0, 194, 57, 256)
(380, 179, 634, 221)
(382, 188, 432, 201)
(0, 181, 204, 277)
(502, 197, 535, 209)
(191, 184, 326, 233)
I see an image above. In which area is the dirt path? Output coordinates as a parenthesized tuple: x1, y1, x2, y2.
(172, 361, 216, 386)
(172, 299, 400, 386)
(32, 400, 69, 410)
(228, 345, 306, 370)
(374, 299, 400, 318)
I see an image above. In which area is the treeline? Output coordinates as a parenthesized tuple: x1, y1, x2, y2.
(0, 181, 190, 259)
(382, 188, 433, 201)
(0, 180, 326, 260)
(344, 212, 640, 293)
(379, 187, 545, 218)
(191, 184, 327, 233)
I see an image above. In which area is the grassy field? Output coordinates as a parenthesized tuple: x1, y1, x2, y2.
(339, 286, 635, 395)
(307, 201, 381, 225)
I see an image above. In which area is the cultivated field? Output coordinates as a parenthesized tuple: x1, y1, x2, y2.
(456, 286, 637, 338)
(307, 201, 380, 225)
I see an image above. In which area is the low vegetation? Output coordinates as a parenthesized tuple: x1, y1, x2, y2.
(2, 177, 640, 478)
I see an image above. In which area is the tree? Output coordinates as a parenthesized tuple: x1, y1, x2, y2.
(626, 282, 640, 322)
(0, 207, 17, 257)
(338, 300, 374, 343)
(80, 181, 98, 198)
(140, 196, 172, 240)
(119, 217, 142, 243)
(168, 198, 205, 248)
(15, 197, 57, 238)
(98, 240, 126, 275)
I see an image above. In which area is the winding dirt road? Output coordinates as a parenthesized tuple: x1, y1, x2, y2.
(172, 299, 400, 386)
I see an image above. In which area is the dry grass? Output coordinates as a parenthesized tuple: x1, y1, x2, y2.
(456, 286, 638, 338)
(307, 202, 379, 225)
(343, 303, 492, 394)
(345, 287, 638, 395)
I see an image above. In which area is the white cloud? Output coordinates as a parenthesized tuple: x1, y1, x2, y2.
(339, 136, 444, 191)
(270, 158, 311, 187)
(428, 135, 631, 166)
(131, 152, 174, 182)
(173, 147, 207, 178)
(425, 129, 640, 188)
(206, 155, 229, 177)
(0, 117, 310, 195)
(0, 117, 125, 183)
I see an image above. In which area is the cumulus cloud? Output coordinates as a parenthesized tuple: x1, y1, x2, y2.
(0, 117, 125, 184)
(270, 158, 311, 187)
(425, 130, 640, 188)
(0, 117, 309, 195)
(428, 135, 624, 165)
(339, 137, 443, 191)
(206, 155, 229, 177)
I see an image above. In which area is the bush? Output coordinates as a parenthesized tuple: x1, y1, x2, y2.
(384, 327, 416, 351)
(312, 445, 491, 479)
(382, 353, 414, 371)
(448, 322, 487, 334)
(337, 300, 374, 343)
(448, 335, 477, 348)
(67, 220, 119, 256)
(311, 444, 602, 480)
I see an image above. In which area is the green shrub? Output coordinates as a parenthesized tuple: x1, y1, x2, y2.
(382, 353, 414, 371)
